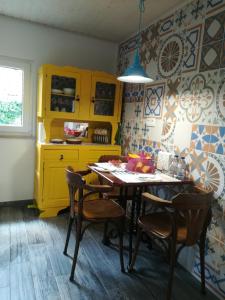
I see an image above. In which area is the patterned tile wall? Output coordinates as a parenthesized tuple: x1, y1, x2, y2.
(118, 0, 225, 298)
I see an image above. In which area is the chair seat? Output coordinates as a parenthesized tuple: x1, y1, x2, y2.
(139, 212, 187, 242)
(75, 199, 125, 220)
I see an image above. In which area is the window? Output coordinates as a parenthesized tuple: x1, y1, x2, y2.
(0, 56, 32, 136)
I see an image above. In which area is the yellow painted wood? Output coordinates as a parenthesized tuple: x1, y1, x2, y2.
(44, 149, 79, 161)
(89, 72, 120, 122)
(35, 64, 122, 218)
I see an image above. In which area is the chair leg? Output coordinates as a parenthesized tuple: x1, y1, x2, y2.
(167, 239, 176, 300)
(128, 226, 142, 272)
(102, 221, 110, 245)
(199, 233, 206, 294)
(118, 219, 125, 273)
(70, 221, 82, 282)
(63, 216, 74, 256)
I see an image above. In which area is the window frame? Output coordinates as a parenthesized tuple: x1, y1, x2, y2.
(0, 56, 32, 137)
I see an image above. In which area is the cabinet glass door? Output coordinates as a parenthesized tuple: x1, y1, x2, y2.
(93, 82, 116, 116)
(46, 71, 80, 118)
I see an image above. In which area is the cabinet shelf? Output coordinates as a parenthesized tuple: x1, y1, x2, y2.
(51, 93, 75, 98)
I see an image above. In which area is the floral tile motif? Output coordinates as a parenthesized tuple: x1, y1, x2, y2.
(194, 237, 225, 299)
(163, 77, 181, 122)
(200, 40, 223, 72)
(190, 124, 212, 151)
(143, 83, 165, 118)
(161, 122, 175, 144)
(140, 23, 160, 67)
(180, 73, 215, 123)
(216, 69, 225, 124)
(124, 83, 144, 103)
(159, 14, 174, 36)
(157, 33, 184, 78)
(208, 126, 225, 154)
(206, 0, 225, 15)
(202, 152, 225, 201)
(183, 25, 202, 73)
(185, 149, 208, 187)
(203, 10, 225, 45)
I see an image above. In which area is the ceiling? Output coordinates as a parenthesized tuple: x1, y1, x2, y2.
(0, 0, 186, 42)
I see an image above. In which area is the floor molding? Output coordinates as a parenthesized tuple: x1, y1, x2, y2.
(0, 199, 34, 207)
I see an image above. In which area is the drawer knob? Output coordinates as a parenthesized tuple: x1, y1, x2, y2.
(59, 154, 64, 160)
(91, 97, 95, 103)
(75, 95, 80, 102)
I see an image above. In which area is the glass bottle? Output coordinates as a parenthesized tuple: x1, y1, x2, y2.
(169, 155, 179, 177)
(177, 156, 186, 179)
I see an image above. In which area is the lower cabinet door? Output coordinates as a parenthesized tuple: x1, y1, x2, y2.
(43, 161, 76, 208)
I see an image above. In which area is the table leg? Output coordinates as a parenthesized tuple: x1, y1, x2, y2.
(128, 186, 137, 266)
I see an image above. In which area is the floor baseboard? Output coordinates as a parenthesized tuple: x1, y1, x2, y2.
(0, 199, 34, 207)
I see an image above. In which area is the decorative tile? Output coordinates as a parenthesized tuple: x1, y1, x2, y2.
(203, 10, 225, 45)
(159, 14, 174, 36)
(163, 77, 181, 122)
(183, 25, 202, 73)
(220, 40, 225, 68)
(206, 0, 225, 15)
(208, 126, 225, 154)
(208, 201, 225, 242)
(190, 124, 212, 151)
(161, 122, 175, 144)
(194, 237, 225, 299)
(180, 73, 215, 123)
(202, 152, 225, 201)
(157, 33, 184, 78)
(173, 121, 193, 151)
(143, 83, 165, 118)
(124, 84, 144, 103)
(185, 149, 208, 187)
(122, 135, 131, 155)
(140, 23, 160, 67)
(216, 69, 225, 123)
(174, 8, 188, 28)
(200, 40, 223, 72)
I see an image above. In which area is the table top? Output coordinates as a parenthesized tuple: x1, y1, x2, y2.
(88, 164, 193, 187)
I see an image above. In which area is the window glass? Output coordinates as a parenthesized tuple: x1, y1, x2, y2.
(0, 66, 23, 126)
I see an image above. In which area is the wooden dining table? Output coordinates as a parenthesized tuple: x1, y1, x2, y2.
(88, 164, 193, 267)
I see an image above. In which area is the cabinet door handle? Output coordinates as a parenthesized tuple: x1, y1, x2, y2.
(91, 97, 95, 103)
(59, 154, 64, 160)
(75, 95, 80, 101)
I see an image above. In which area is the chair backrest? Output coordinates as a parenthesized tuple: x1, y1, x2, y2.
(171, 191, 213, 246)
(65, 167, 85, 216)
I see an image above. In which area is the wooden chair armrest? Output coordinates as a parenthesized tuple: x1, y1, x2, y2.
(142, 192, 172, 207)
(84, 184, 113, 193)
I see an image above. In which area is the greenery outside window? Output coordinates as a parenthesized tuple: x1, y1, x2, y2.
(0, 56, 31, 136)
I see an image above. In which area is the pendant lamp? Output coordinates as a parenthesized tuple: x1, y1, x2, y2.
(117, 0, 153, 84)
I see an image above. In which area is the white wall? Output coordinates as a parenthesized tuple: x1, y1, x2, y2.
(0, 15, 118, 202)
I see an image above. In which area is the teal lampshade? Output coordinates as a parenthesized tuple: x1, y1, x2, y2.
(117, 49, 153, 83)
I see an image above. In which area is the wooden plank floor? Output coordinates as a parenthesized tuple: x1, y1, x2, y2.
(0, 206, 219, 300)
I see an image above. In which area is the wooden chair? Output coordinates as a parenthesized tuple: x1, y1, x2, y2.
(128, 187, 213, 300)
(63, 167, 125, 281)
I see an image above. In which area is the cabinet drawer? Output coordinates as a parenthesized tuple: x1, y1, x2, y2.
(44, 150, 79, 161)
(85, 150, 120, 162)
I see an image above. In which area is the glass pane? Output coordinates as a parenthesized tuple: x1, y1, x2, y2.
(94, 82, 116, 116)
(50, 75, 76, 113)
(0, 66, 23, 126)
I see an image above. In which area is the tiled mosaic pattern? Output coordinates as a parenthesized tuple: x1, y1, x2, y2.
(118, 1, 225, 298)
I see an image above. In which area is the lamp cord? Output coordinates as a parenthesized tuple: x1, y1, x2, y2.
(137, 0, 145, 51)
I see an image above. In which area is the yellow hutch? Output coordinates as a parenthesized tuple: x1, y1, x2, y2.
(35, 64, 123, 217)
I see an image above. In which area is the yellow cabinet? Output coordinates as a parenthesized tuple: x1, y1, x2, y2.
(37, 65, 122, 122)
(89, 72, 122, 122)
(35, 144, 121, 218)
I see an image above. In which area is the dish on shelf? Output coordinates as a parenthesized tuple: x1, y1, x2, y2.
(66, 138, 82, 144)
(50, 138, 64, 144)
(51, 89, 63, 94)
(63, 88, 75, 96)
